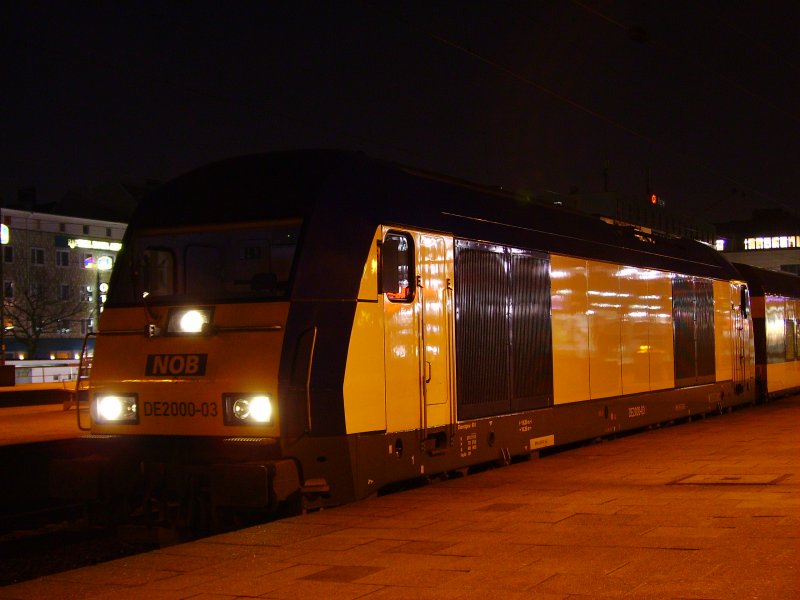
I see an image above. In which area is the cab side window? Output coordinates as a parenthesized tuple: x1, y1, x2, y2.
(381, 232, 415, 302)
(142, 248, 175, 297)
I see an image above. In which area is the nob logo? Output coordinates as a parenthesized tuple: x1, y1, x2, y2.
(146, 354, 207, 376)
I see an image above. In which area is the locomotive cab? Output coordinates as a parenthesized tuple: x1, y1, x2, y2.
(90, 219, 301, 438)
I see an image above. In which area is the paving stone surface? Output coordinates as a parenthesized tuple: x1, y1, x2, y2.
(1, 396, 798, 599)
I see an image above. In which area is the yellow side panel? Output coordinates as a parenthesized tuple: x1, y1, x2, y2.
(356, 229, 380, 300)
(766, 297, 800, 393)
(343, 228, 386, 433)
(620, 267, 650, 395)
(588, 260, 622, 399)
(765, 295, 785, 368)
(713, 280, 734, 383)
(343, 301, 387, 433)
(767, 361, 800, 393)
(648, 270, 675, 391)
(551, 255, 590, 404)
(383, 299, 420, 432)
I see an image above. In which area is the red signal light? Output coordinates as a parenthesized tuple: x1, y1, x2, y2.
(650, 194, 658, 205)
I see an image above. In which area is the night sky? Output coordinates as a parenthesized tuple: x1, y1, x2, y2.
(3, 1, 799, 224)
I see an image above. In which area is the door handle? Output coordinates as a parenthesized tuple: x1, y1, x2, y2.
(425, 360, 432, 383)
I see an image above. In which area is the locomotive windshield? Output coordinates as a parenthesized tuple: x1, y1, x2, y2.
(108, 219, 302, 305)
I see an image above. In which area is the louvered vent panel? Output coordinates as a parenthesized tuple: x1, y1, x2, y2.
(455, 246, 511, 419)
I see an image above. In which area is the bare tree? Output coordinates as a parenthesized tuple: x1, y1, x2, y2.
(4, 278, 88, 358)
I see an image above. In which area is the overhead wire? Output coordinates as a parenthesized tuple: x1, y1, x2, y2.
(569, 0, 800, 218)
(571, 0, 800, 130)
(571, 1, 800, 217)
(369, 1, 796, 218)
(5, 4, 429, 173)
(8, 2, 797, 218)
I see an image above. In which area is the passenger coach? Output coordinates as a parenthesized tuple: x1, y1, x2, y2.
(65, 151, 757, 519)
(734, 263, 800, 398)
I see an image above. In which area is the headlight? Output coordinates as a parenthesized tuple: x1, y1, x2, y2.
(167, 307, 213, 334)
(224, 393, 273, 425)
(95, 394, 138, 423)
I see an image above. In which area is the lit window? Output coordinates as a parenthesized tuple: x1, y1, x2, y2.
(30, 247, 45, 265)
(744, 235, 800, 251)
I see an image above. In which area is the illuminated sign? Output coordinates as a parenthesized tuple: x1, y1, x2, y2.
(0, 224, 8, 245)
(743, 236, 800, 250)
(84, 255, 114, 270)
(97, 255, 113, 270)
(67, 238, 122, 251)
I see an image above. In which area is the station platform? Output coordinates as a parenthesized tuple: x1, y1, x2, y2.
(0, 384, 78, 446)
(1, 396, 798, 599)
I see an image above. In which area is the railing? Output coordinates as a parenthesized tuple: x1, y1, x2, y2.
(8, 361, 80, 384)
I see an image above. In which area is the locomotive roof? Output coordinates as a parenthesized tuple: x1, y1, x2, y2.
(733, 262, 800, 299)
(132, 150, 740, 286)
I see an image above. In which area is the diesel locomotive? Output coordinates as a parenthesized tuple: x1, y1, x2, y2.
(55, 151, 800, 526)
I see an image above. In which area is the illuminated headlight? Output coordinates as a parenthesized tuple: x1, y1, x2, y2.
(224, 393, 273, 425)
(167, 307, 213, 334)
(95, 394, 138, 423)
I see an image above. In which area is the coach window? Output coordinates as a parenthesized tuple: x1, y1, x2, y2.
(381, 231, 415, 302)
(740, 285, 749, 318)
(787, 319, 797, 361)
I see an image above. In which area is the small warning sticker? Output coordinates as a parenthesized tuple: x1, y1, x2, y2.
(530, 434, 555, 450)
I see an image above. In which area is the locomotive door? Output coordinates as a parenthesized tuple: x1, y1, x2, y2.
(417, 233, 455, 438)
(381, 228, 455, 442)
(732, 284, 751, 393)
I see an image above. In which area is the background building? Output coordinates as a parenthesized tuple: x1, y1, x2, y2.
(715, 209, 800, 274)
(546, 194, 800, 278)
(1, 207, 126, 360)
(544, 191, 715, 244)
